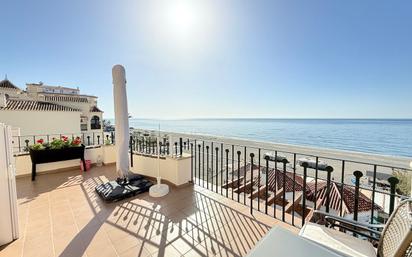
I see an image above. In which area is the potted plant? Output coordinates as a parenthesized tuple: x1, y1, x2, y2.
(29, 136, 87, 181)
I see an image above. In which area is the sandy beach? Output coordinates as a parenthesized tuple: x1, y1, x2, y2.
(135, 129, 412, 184)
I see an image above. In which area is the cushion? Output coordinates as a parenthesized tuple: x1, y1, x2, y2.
(299, 223, 377, 257)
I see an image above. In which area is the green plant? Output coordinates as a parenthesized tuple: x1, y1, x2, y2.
(393, 169, 411, 196)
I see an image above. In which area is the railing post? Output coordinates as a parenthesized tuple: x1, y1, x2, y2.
(106, 134, 109, 144)
(130, 135, 133, 167)
(111, 131, 115, 144)
(87, 136, 90, 146)
(302, 162, 308, 226)
(353, 170, 363, 221)
(325, 166, 334, 213)
(25, 139, 29, 152)
(97, 135, 100, 145)
(281, 158, 288, 222)
(166, 142, 170, 155)
(388, 176, 400, 215)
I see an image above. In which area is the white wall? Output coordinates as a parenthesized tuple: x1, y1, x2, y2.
(14, 146, 110, 176)
(0, 110, 81, 135)
(14, 145, 192, 186)
(130, 153, 192, 186)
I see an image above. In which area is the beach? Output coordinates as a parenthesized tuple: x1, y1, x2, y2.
(150, 130, 412, 184)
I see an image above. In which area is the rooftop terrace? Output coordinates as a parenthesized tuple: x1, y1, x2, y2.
(0, 165, 296, 257)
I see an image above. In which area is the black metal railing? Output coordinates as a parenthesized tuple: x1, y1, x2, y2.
(12, 131, 115, 153)
(167, 136, 411, 229)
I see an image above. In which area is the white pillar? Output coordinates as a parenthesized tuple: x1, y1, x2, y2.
(112, 65, 130, 178)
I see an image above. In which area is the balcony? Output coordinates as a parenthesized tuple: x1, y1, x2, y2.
(3, 132, 412, 257)
(2, 165, 295, 257)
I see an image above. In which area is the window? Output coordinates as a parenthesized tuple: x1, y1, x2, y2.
(90, 116, 101, 130)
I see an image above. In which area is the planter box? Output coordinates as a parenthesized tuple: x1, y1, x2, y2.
(29, 145, 86, 181)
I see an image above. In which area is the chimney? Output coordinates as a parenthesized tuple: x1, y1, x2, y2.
(0, 93, 7, 108)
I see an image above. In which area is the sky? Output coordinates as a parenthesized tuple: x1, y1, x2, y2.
(1, 0, 411, 119)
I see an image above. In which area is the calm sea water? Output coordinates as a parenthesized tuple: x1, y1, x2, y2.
(125, 119, 412, 158)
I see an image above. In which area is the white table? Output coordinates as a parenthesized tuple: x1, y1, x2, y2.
(247, 226, 345, 257)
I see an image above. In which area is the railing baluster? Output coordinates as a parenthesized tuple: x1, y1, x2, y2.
(353, 170, 363, 221)
(198, 144, 201, 185)
(225, 149, 229, 198)
(202, 142, 205, 188)
(292, 153, 296, 226)
(211, 142, 214, 190)
(314, 156, 319, 210)
(340, 160, 345, 217)
(215, 147, 219, 193)
(231, 145, 235, 200)
(129, 136, 133, 167)
(282, 159, 288, 222)
(273, 151, 277, 218)
(194, 141, 197, 183)
(206, 146, 209, 189)
(175, 142, 178, 157)
(237, 151, 241, 203)
(244, 146, 247, 205)
(325, 166, 334, 213)
(302, 162, 308, 226)
(265, 155, 269, 214)
(258, 148, 261, 211)
(370, 165, 377, 223)
(179, 138, 183, 156)
(221, 143, 224, 195)
(190, 143, 193, 183)
(250, 153, 255, 214)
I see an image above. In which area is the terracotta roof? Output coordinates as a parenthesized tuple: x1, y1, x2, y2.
(0, 99, 80, 112)
(306, 182, 382, 214)
(258, 167, 305, 192)
(90, 106, 103, 112)
(0, 79, 20, 90)
(44, 95, 89, 103)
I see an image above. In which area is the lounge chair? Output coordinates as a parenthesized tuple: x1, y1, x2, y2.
(299, 199, 412, 257)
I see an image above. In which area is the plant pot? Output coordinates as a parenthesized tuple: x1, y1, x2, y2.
(29, 145, 86, 181)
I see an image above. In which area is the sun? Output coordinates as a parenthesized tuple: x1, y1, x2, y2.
(144, 0, 217, 51)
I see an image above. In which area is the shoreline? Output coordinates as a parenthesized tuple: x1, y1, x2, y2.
(135, 129, 412, 181)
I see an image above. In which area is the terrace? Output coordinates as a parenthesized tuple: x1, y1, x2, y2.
(1, 165, 294, 257)
(2, 131, 412, 257)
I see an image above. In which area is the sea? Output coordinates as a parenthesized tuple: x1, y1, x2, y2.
(122, 119, 412, 158)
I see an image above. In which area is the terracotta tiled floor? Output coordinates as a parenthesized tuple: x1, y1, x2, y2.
(0, 165, 297, 257)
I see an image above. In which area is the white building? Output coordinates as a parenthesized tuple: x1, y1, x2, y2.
(0, 79, 103, 136)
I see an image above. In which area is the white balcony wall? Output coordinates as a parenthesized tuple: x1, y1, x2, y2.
(14, 145, 192, 186)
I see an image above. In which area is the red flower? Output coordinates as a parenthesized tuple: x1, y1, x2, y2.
(36, 139, 44, 144)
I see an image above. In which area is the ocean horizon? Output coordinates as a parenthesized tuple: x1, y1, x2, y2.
(110, 118, 412, 158)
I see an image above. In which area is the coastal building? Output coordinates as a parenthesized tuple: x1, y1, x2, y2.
(0, 79, 103, 135)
